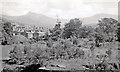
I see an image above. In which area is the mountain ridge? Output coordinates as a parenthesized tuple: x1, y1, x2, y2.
(0, 12, 117, 28)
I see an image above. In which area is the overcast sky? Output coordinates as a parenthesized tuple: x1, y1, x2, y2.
(0, 0, 119, 19)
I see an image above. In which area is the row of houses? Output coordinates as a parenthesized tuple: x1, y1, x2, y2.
(12, 23, 48, 39)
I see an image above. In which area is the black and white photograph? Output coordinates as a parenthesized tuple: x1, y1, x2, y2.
(0, 0, 120, 72)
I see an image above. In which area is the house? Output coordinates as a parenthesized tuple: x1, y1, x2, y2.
(12, 23, 47, 39)
(37, 31, 45, 37)
(26, 31, 33, 39)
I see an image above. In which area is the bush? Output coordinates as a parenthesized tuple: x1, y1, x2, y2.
(9, 39, 87, 66)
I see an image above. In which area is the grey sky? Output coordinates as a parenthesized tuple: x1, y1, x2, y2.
(0, 0, 119, 19)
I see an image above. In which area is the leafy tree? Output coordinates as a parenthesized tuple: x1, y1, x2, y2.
(2, 22, 13, 45)
(117, 22, 120, 42)
(96, 18, 118, 42)
(3, 22, 13, 37)
(62, 18, 82, 38)
(9, 44, 25, 64)
(50, 23, 62, 41)
(78, 26, 94, 38)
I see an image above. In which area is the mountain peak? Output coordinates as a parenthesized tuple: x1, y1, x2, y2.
(26, 12, 52, 18)
(27, 12, 36, 15)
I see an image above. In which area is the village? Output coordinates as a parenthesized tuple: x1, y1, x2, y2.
(12, 22, 48, 39)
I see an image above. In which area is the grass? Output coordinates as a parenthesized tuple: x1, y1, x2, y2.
(1, 41, 120, 71)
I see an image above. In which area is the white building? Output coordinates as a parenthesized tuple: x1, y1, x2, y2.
(26, 32, 34, 39)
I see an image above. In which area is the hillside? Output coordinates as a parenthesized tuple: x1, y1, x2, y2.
(0, 12, 56, 28)
(0, 12, 117, 28)
(80, 13, 117, 27)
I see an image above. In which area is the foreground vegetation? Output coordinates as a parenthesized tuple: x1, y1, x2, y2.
(1, 17, 120, 71)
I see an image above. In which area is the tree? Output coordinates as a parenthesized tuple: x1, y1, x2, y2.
(78, 26, 94, 38)
(62, 18, 82, 38)
(3, 22, 13, 37)
(2, 22, 13, 45)
(9, 44, 25, 64)
(50, 23, 62, 41)
(96, 18, 118, 42)
(117, 22, 120, 42)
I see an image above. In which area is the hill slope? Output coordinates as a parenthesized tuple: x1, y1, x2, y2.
(0, 12, 117, 28)
(1, 12, 57, 28)
(80, 13, 117, 27)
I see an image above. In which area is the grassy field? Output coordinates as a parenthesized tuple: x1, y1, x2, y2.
(1, 41, 120, 71)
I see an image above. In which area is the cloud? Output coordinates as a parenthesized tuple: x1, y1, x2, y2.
(0, 0, 119, 19)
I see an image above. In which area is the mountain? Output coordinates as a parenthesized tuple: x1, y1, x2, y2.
(80, 13, 117, 27)
(0, 12, 57, 28)
(0, 12, 117, 28)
